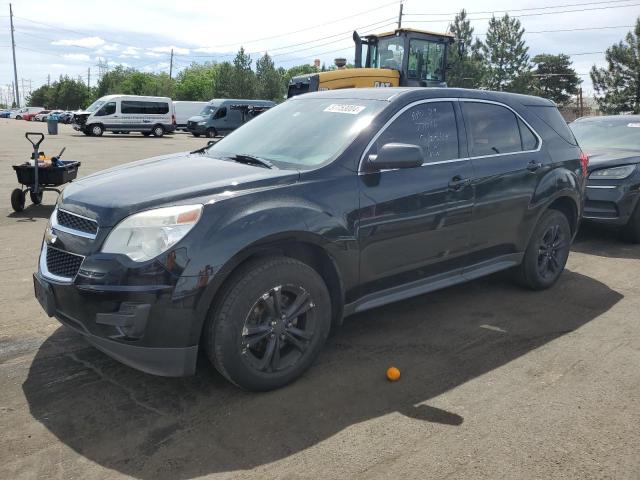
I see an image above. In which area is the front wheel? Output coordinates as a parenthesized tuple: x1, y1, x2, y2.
(515, 209, 571, 290)
(90, 124, 104, 136)
(29, 191, 43, 205)
(623, 203, 640, 243)
(205, 256, 332, 391)
(205, 128, 216, 138)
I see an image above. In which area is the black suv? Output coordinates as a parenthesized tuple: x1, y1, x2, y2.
(34, 88, 586, 391)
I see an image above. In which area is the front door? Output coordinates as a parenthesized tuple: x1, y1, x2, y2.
(357, 100, 475, 297)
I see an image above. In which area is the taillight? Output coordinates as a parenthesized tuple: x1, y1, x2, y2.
(580, 151, 589, 177)
(172, 114, 176, 125)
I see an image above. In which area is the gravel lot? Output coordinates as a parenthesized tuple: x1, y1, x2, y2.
(0, 118, 638, 480)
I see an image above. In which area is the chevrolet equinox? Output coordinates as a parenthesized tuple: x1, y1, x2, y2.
(34, 88, 586, 391)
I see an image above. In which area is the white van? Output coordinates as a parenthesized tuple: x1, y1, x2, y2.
(73, 95, 176, 137)
(10, 107, 44, 119)
(173, 101, 207, 131)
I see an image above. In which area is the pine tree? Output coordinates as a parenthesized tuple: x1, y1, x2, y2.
(231, 47, 256, 98)
(532, 54, 580, 106)
(256, 53, 284, 101)
(480, 14, 533, 92)
(590, 17, 640, 114)
(447, 9, 484, 88)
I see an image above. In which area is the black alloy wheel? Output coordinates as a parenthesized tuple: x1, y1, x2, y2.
(240, 284, 316, 373)
(536, 224, 566, 281)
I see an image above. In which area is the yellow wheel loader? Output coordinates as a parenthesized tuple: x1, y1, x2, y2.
(287, 28, 455, 98)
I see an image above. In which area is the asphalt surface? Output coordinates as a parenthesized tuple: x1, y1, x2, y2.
(0, 119, 638, 480)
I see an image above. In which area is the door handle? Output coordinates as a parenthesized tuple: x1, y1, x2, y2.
(527, 161, 543, 172)
(448, 176, 471, 191)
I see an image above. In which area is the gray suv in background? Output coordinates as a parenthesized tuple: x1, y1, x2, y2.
(187, 99, 275, 138)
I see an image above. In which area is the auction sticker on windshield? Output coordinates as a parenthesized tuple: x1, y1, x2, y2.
(324, 104, 366, 114)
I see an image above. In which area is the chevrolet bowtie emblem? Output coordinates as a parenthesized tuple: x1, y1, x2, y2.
(44, 227, 57, 245)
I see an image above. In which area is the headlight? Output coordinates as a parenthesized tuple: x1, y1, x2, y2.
(589, 165, 636, 179)
(102, 205, 202, 262)
(197, 121, 206, 125)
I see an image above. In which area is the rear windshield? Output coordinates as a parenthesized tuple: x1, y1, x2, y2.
(528, 106, 577, 145)
(570, 117, 640, 151)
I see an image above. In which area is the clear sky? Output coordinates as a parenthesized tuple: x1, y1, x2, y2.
(0, 0, 638, 104)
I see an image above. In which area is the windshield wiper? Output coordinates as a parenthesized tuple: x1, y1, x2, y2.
(228, 153, 275, 169)
(190, 140, 216, 154)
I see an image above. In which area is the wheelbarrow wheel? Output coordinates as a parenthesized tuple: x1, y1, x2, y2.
(30, 190, 43, 205)
(11, 189, 25, 212)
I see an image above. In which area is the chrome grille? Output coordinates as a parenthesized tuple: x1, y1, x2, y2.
(46, 246, 84, 278)
(57, 209, 98, 235)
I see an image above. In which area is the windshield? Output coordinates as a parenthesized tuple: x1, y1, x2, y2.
(372, 36, 405, 69)
(200, 105, 218, 116)
(206, 98, 387, 169)
(85, 100, 106, 113)
(570, 117, 640, 151)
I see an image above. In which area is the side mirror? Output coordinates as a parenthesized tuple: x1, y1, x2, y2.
(368, 143, 424, 170)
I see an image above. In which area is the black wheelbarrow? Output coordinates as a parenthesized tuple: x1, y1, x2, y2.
(11, 132, 81, 212)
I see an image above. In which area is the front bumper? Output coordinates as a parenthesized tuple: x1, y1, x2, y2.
(34, 241, 203, 377)
(583, 180, 640, 226)
(186, 123, 208, 135)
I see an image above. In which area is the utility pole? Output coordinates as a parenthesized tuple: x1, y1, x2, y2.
(87, 67, 91, 90)
(47, 74, 50, 87)
(169, 48, 174, 79)
(578, 87, 584, 118)
(9, 4, 20, 107)
(397, 0, 403, 29)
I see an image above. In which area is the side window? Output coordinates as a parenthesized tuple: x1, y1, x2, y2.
(408, 40, 445, 82)
(371, 101, 459, 163)
(518, 118, 538, 150)
(121, 101, 144, 114)
(95, 102, 116, 116)
(461, 102, 522, 156)
(214, 107, 227, 119)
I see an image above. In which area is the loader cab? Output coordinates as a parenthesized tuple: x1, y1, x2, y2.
(358, 29, 454, 87)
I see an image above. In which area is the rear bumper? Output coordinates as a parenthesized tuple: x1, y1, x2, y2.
(583, 182, 640, 226)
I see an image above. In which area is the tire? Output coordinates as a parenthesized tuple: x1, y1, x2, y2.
(152, 125, 164, 137)
(192, 133, 200, 138)
(515, 209, 571, 290)
(205, 256, 332, 391)
(11, 189, 25, 212)
(623, 202, 640, 243)
(29, 191, 43, 205)
(142, 132, 151, 137)
(90, 124, 104, 136)
(15, 115, 22, 120)
(205, 128, 216, 138)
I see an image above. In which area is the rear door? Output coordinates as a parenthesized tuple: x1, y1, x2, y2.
(357, 99, 475, 296)
(460, 100, 544, 264)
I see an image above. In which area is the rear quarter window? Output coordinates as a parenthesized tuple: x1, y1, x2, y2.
(528, 106, 577, 145)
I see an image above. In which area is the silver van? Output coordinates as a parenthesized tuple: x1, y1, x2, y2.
(186, 99, 275, 138)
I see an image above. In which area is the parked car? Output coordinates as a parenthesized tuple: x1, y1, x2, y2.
(10, 106, 44, 119)
(0, 110, 13, 118)
(570, 115, 640, 242)
(22, 111, 40, 121)
(33, 110, 52, 122)
(173, 101, 207, 131)
(186, 99, 275, 138)
(58, 111, 75, 124)
(34, 88, 586, 391)
(73, 95, 176, 137)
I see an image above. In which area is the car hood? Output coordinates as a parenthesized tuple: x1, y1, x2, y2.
(585, 148, 640, 172)
(60, 151, 300, 226)
(188, 115, 207, 123)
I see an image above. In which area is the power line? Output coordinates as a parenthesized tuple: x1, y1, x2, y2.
(474, 24, 635, 35)
(404, 0, 637, 16)
(405, 2, 640, 23)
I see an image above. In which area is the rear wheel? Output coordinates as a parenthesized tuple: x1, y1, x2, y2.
(192, 133, 201, 138)
(152, 125, 164, 137)
(11, 189, 25, 212)
(205, 256, 331, 391)
(15, 115, 22, 120)
(205, 128, 216, 138)
(29, 191, 43, 205)
(515, 209, 571, 290)
(90, 124, 104, 136)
